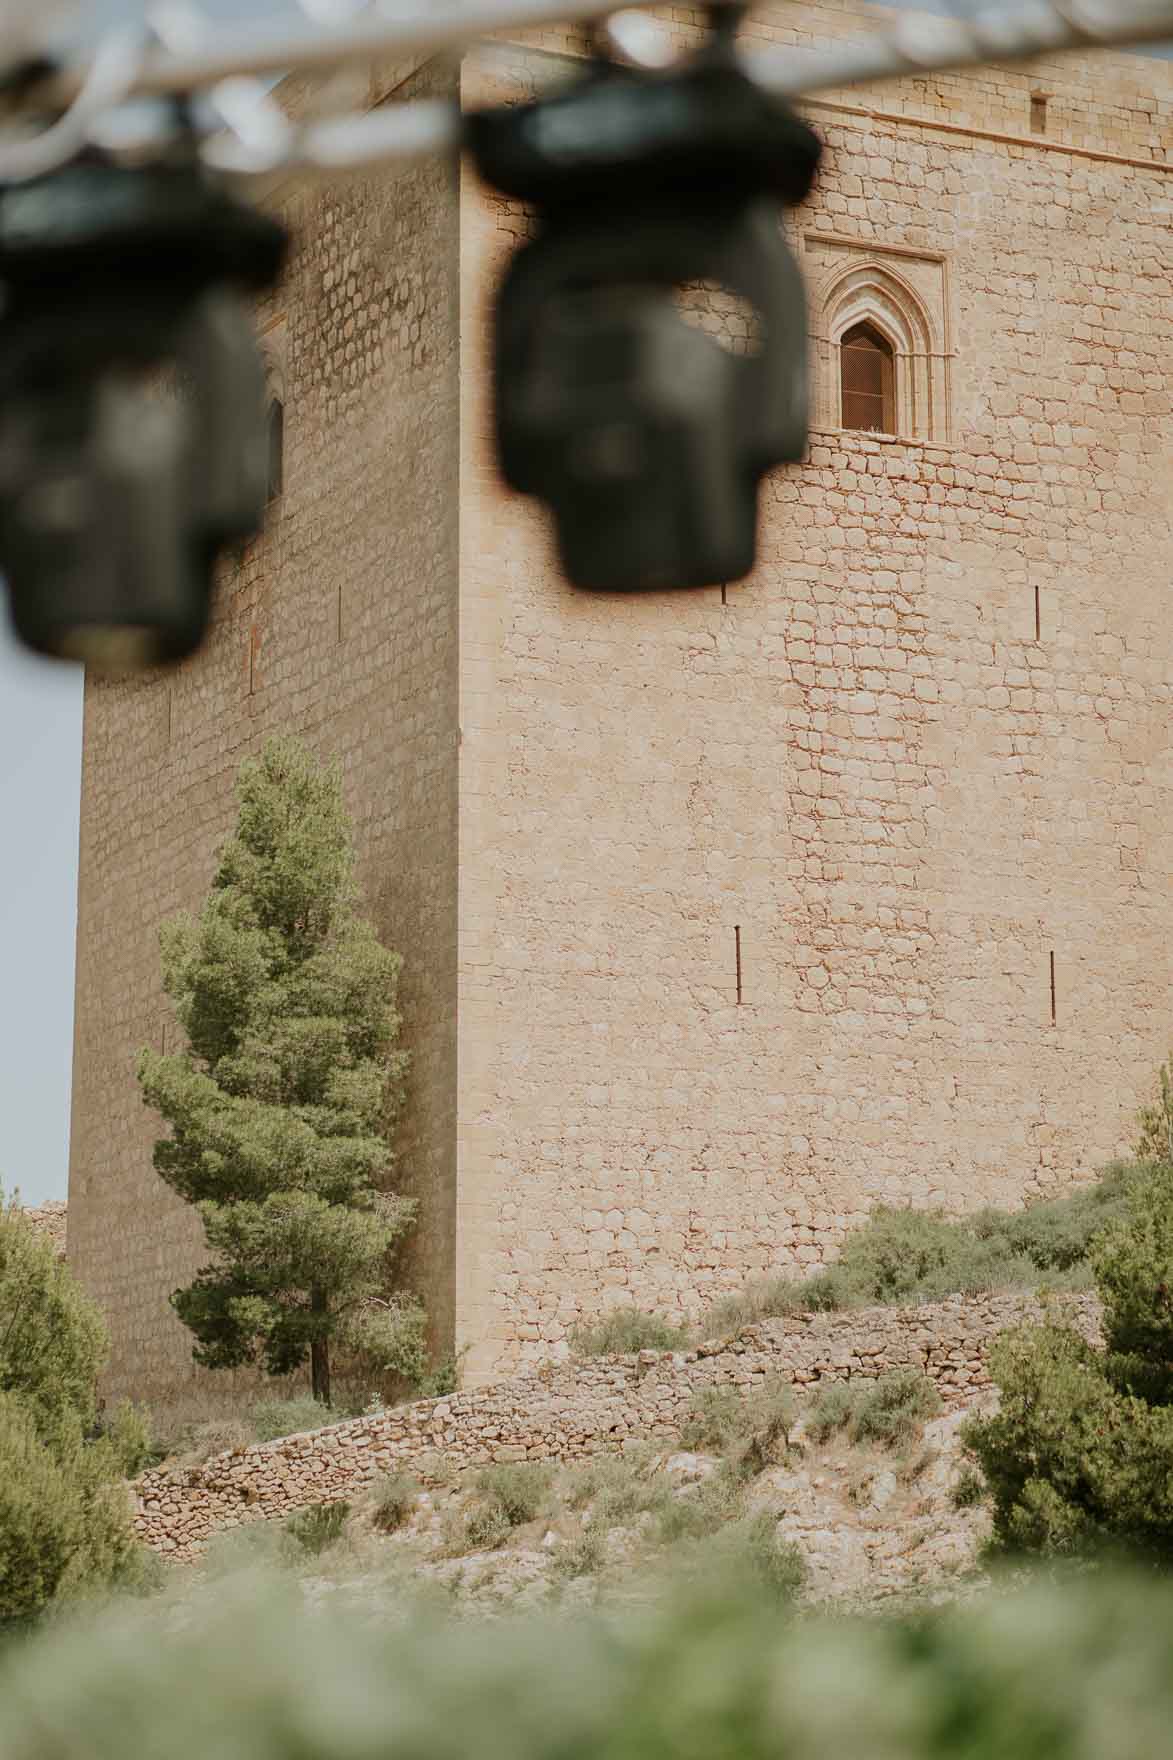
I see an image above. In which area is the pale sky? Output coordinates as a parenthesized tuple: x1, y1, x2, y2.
(1, 0, 1170, 1205)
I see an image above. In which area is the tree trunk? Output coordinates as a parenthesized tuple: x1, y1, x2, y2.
(310, 1288, 331, 1405)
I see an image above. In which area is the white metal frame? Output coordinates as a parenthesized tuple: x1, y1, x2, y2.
(1, 0, 1171, 184)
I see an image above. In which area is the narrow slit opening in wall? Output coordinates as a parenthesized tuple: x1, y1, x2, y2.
(166, 686, 173, 744)
(248, 625, 257, 696)
(337, 581, 343, 644)
(1049, 951, 1057, 1026)
(721, 584, 728, 608)
(735, 925, 743, 1006)
(1031, 94, 1048, 135)
(1034, 585, 1042, 644)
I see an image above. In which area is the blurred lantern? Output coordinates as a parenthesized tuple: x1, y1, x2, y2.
(0, 154, 286, 668)
(467, 5, 821, 593)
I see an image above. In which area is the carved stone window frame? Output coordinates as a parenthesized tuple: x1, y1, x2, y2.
(805, 235, 952, 444)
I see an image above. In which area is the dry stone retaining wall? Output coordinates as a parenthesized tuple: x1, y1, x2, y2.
(135, 1289, 1100, 1560)
(18, 1202, 67, 1258)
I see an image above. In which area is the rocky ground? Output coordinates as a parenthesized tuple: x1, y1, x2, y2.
(187, 1385, 996, 1623)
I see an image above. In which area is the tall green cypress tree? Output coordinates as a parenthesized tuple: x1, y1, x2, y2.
(138, 737, 421, 1405)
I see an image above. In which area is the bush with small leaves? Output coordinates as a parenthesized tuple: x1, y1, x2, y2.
(448, 1500, 511, 1557)
(1136, 1054, 1173, 1165)
(569, 1310, 690, 1357)
(682, 1377, 797, 1481)
(703, 1276, 810, 1338)
(473, 1462, 552, 1527)
(284, 1500, 351, 1558)
(444, 1463, 553, 1557)
(693, 1512, 805, 1606)
(804, 1380, 857, 1445)
(414, 1351, 466, 1400)
(0, 1200, 148, 1625)
(978, 1162, 1140, 1275)
(249, 1396, 345, 1443)
(655, 1469, 744, 1545)
(852, 1371, 943, 1449)
(550, 1529, 607, 1582)
(702, 1166, 1135, 1333)
(805, 1372, 941, 1452)
(371, 1471, 419, 1535)
(8, 1568, 1173, 1758)
(563, 1451, 666, 1529)
(950, 1468, 987, 1511)
(966, 1158, 1173, 1563)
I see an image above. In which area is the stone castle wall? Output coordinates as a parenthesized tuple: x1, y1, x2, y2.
(454, 11, 1173, 1378)
(68, 4, 1173, 1398)
(133, 1289, 1101, 1560)
(67, 59, 462, 1403)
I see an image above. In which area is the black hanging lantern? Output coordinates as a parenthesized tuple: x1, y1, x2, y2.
(0, 155, 287, 669)
(467, 9, 822, 593)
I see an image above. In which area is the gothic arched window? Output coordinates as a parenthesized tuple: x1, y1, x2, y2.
(840, 322, 896, 435)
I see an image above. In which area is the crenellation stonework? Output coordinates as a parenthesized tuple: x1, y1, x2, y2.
(68, 7, 1173, 1397)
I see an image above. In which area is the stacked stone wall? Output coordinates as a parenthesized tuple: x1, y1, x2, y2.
(66, 3, 1173, 1397)
(67, 58, 462, 1402)
(134, 1290, 1099, 1560)
(17, 1201, 67, 1258)
(455, 20, 1173, 1378)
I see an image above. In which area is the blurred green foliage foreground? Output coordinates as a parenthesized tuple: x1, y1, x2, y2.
(1, 1567, 1172, 1759)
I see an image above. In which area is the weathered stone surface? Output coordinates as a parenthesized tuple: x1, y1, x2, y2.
(66, 5, 1173, 1397)
(133, 1290, 1100, 1561)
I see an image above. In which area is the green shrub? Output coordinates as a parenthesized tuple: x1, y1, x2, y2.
(9, 1567, 1173, 1758)
(0, 1397, 93, 1627)
(0, 1200, 145, 1625)
(704, 1276, 809, 1338)
(284, 1501, 351, 1557)
(414, 1351, 466, 1400)
(978, 1163, 1140, 1274)
(250, 1396, 345, 1443)
(448, 1500, 510, 1556)
(202, 1518, 294, 1578)
(96, 1402, 156, 1478)
(852, 1371, 943, 1449)
(683, 1512, 805, 1606)
(1136, 1052, 1173, 1164)
(473, 1462, 551, 1527)
(815, 1208, 1038, 1310)
(804, 1379, 857, 1444)
(174, 1417, 255, 1468)
(967, 1160, 1173, 1563)
(550, 1529, 607, 1582)
(444, 1462, 553, 1557)
(681, 1377, 797, 1481)
(563, 1451, 666, 1528)
(702, 1168, 1136, 1333)
(0, 1196, 108, 1441)
(951, 1467, 987, 1511)
(805, 1371, 941, 1451)
(371, 1470, 419, 1534)
(655, 1469, 743, 1544)
(569, 1310, 690, 1357)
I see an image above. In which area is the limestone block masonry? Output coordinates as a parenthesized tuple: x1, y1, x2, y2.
(133, 1290, 1101, 1561)
(68, 0, 1173, 1401)
(17, 1202, 67, 1258)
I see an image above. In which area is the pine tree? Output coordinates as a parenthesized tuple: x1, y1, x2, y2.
(138, 737, 421, 1405)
